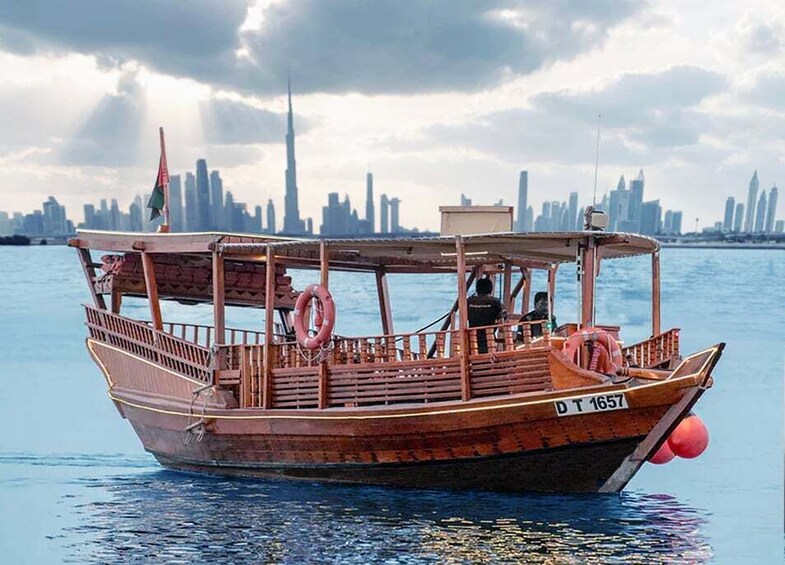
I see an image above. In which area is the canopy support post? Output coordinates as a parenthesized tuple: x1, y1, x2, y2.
(547, 264, 558, 321)
(212, 250, 226, 381)
(376, 269, 394, 336)
(652, 251, 661, 337)
(318, 241, 330, 409)
(427, 268, 477, 359)
(455, 236, 471, 401)
(521, 268, 532, 316)
(110, 289, 122, 314)
(141, 252, 163, 331)
(76, 248, 107, 310)
(502, 262, 512, 312)
(580, 238, 597, 328)
(263, 244, 275, 409)
(213, 250, 225, 346)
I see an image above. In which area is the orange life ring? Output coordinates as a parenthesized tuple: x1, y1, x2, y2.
(293, 284, 336, 350)
(562, 327, 623, 374)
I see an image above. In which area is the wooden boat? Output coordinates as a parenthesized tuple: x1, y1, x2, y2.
(70, 229, 722, 493)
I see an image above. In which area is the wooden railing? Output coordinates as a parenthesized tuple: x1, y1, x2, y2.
(227, 320, 555, 409)
(259, 319, 549, 370)
(156, 321, 283, 348)
(467, 320, 550, 356)
(328, 328, 462, 366)
(622, 328, 680, 369)
(85, 306, 213, 384)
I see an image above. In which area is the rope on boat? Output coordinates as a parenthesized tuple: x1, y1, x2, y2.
(296, 338, 334, 364)
(184, 382, 214, 444)
(411, 309, 453, 335)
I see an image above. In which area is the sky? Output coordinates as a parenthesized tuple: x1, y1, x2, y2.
(0, 0, 783, 232)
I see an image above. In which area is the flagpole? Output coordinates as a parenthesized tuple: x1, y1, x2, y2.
(159, 127, 170, 233)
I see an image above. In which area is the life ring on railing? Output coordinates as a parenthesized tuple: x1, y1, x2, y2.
(293, 284, 336, 350)
(562, 327, 623, 374)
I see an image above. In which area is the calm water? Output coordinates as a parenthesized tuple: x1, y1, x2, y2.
(0, 246, 783, 563)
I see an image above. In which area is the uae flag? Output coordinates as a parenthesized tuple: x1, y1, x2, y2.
(147, 127, 170, 221)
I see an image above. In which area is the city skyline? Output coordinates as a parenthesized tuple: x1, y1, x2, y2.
(6, 162, 785, 238)
(0, 2, 783, 232)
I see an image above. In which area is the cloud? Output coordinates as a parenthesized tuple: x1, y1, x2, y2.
(199, 98, 298, 145)
(744, 72, 785, 110)
(532, 66, 726, 128)
(408, 65, 727, 166)
(59, 71, 147, 166)
(236, 0, 647, 94)
(0, 0, 646, 95)
(202, 144, 266, 168)
(731, 15, 784, 57)
(0, 0, 248, 69)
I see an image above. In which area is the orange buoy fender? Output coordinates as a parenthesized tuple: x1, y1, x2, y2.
(668, 414, 709, 459)
(562, 327, 623, 373)
(649, 441, 676, 465)
(293, 284, 336, 350)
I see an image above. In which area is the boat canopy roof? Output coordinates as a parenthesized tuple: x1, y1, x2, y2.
(72, 230, 659, 273)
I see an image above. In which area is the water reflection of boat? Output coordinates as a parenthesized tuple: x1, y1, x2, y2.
(65, 471, 713, 563)
(70, 226, 723, 493)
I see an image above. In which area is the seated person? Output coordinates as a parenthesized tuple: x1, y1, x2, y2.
(519, 291, 556, 340)
(467, 277, 507, 354)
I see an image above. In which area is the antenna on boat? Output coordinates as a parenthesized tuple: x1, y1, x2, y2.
(592, 114, 602, 208)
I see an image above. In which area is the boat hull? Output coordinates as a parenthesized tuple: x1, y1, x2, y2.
(89, 339, 718, 493)
(114, 394, 667, 493)
(150, 437, 644, 493)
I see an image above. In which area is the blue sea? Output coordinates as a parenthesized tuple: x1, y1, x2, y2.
(1, 245, 783, 563)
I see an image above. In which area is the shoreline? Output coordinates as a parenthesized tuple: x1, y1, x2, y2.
(660, 242, 785, 250)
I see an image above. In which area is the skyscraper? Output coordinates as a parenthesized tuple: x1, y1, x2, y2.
(83, 204, 96, 229)
(266, 199, 276, 234)
(283, 77, 305, 234)
(568, 192, 579, 231)
(671, 211, 683, 235)
(321, 193, 352, 235)
(169, 175, 183, 231)
(209, 170, 223, 230)
(129, 199, 142, 232)
(110, 199, 120, 230)
(515, 171, 528, 232)
(184, 172, 198, 231)
(663, 210, 674, 234)
(733, 202, 744, 232)
(608, 179, 630, 232)
(765, 186, 778, 233)
(380, 194, 389, 234)
(640, 200, 661, 235)
(42, 196, 67, 235)
(196, 159, 210, 231)
(743, 170, 759, 232)
(754, 190, 767, 232)
(628, 169, 644, 231)
(723, 196, 735, 231)
(389, 198, 401, 233)
(365, 172, 375, 232)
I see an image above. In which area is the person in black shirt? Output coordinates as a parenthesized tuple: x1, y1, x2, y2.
(519, 291, 556, 340)
(467, 277, 507, 353)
